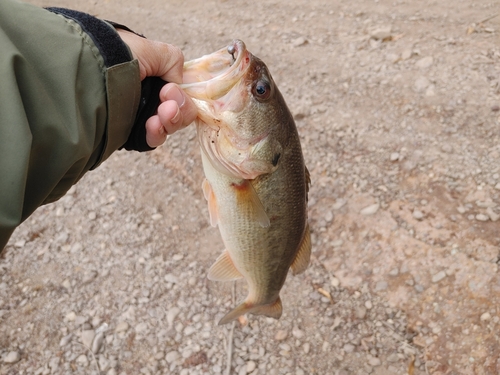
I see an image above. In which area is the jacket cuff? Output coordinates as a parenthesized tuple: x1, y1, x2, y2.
(46, 8, 132, 67)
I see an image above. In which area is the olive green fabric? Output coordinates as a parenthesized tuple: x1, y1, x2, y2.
(0, 0, 141, 251)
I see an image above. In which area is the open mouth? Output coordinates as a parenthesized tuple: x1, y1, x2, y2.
(180, 40, 251, 101)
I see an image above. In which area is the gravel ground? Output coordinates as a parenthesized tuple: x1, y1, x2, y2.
(2, 0, 500, 374)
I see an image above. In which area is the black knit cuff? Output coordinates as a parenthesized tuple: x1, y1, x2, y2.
(46, 8, 132, 67)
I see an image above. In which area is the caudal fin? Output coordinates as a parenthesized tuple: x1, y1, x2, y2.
(218, 297, 283, 325)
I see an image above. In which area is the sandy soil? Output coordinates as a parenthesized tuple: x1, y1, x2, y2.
(2, 0, 500, 374)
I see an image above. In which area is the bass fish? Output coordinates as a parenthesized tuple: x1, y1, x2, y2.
(180, 40, 311, 325)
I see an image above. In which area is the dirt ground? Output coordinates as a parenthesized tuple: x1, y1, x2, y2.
(2, 0, 500, 374)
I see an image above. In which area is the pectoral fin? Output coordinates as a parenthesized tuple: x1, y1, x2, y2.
(246, 181, 270, 228)
(202, 179, 219, 227)
(207, 250, 243, 281)
(290, 224, 312, 275)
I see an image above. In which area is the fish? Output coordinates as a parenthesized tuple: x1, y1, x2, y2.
(180, 40, 311, 325)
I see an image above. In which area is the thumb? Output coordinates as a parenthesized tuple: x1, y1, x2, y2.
(117, 30, 184, 83)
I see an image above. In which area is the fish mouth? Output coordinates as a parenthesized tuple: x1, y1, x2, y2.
(180, 40, 251, 102)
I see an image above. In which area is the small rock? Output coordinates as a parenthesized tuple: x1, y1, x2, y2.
(360, 203, 379, 215)
(414, 76, 430, 92)
(164, 273, 179, 284)
(167, 307, 180, 327)
(115, 321, 129, 333)
(416, 56, 434, 68)
(365, 300, 373, 310)
(387, 353, 399, 362)
(413, 210, 425, 220)
(76, 354, 88, 366)
(495, 182, 500, 190)
(275, 330, 288, 341)
(375, 280, 388, 291)
(135, 322, 148, 334)
(486, 208, 500, 222)
(65, 311, 76, 321)
(368, 356, 382, 367)
(246, 360, 257, 373)
(389, 268, 399, 276)
(480, 312, 491, 321)
(151, 213, 163, 221)
(390, 152, 400, 161)
(81, 330, 95, 348)
(475, 214, 489, 222)
(59, 333, 73, 347)
(92, 332, 104, 354)
(401, 49, 413, 60)
(3, 351, 20, 364)
(292, 327, 305, 339)
(432, 271, 447, 283)
(331, 277, 340, 287)
(371, 26, 392, 40)
(343, 343, 355, 353)
(303, 342, 310, 354)
(356, 306, 367, 319)
(491, 105, 500, 112)
(332, 199, 346, 210)
(292, 36, 308, 47)
(166, 351, 180, 363)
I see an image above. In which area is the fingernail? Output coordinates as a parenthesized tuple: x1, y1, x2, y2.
(171, 107, 181, 125)
(167, 85, 185, 108)
(159, 125, 166, 135)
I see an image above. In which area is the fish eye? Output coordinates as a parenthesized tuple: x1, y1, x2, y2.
(252, 81, 271, 101)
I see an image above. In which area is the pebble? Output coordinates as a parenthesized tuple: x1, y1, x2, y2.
(480, 312, 491, 321)
(401, 48, 413, 60)
(92, 332, 104, 354)
(343, 343, 355, 353)
(486, 207, 500, 222)
(432, 271, 447, 283)
(390, 152, 400, 161)
(246, 360, 257, 373)
(59, 333, 73, 347)
(375, 280, 388, 291)
(3, 351, 20, 363)
(360, 203, 379, 215)
(303, 342, 310, 354)
(370, 26, 392, 40)
(414, 76, 430, 92)
(356, 306, 367, 319)
(275, 330, 288, 341)
(76, 354, 88, 366)
(292, 328, 305, 339)
(115, 321, 129, 333)
(292, 36, 308, 47)
(332, 199, 346, 210)
(135, 322, 148, 334)
(412, 210, 425, 220)
(368, 356, 382, 367)
(416, 56, 433, 68)
(81, 330, 95, 348)
(166, 350, 180, 363)
(475, 214, 489, 222)
(365, 300, 373, 310)
(167, 307, 180, 327)
(151, 213, 163, 221)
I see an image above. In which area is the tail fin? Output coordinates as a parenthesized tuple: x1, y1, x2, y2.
(218, 297, 283, 325)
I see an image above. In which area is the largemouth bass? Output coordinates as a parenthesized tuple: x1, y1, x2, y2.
(180, 40, 311, 325)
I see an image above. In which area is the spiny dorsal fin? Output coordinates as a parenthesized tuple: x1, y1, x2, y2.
(305, 166, 311, 201)
(207, 250, 243, 281)
(290, 224, 311, 275)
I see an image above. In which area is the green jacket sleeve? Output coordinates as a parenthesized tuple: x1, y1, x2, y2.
(0, 0, 142, 251)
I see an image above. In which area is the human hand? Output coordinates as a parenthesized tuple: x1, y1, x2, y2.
(117, 30, 198, 147)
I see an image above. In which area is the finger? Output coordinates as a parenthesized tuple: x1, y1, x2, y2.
(160, 83, 198, 125)
(145, 115, 167, 148)
(147, 41, 184, 83)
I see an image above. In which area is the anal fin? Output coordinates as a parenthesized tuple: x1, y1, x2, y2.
(218, 297, 283, 325)
(290, 223, 311, 275)
(207, 250, 243, 281)
(202, 179, 219, 227)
